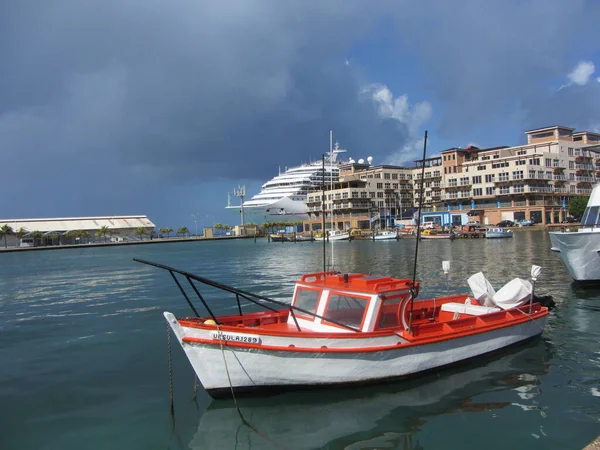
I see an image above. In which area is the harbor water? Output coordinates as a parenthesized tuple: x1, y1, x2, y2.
(1, 231, 599, 449)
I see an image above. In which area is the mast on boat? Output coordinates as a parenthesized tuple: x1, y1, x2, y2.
(408, 130, 428, 332)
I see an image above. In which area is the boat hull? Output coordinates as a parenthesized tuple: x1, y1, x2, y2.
(486, 232, 513, 239)
(165, 312, 547, 398)
(227, 195, 309, 222)
(549, 230, 600, 281)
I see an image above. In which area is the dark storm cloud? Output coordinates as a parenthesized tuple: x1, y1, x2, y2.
(0, 0, 411, 195)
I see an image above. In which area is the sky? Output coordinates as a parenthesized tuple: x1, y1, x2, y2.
(1, 0, 599, 230)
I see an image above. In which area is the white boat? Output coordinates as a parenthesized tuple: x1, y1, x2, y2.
(373, 230, 398, 240)
(549, 184, 600, 281)
(190, 342, 549, 449)
(486, 228, 513, 239)
(314, 229, 350, 241)
(226, 141, 373, 223)
(136, 258, 552, 398)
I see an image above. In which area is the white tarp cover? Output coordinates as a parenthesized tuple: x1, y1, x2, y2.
(467, 272, 496, 307)
(492, 278, 532, 310)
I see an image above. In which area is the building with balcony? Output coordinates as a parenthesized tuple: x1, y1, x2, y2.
(301, 125, 600, 231)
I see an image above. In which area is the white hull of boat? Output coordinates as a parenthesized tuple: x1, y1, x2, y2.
(227, 196, 309, 222)
(373, 231, 398, 240)
(165, 312, 546, 394)
(486, 232, 513, 239)
(314, 232, 350, 241)
(549, 230, 600, 281)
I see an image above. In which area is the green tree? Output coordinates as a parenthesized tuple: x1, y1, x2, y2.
(569, 195, 589, 219)
(177, 226, 189, 237)
(15, 227, 28, 246)
(31, 230, 43, 247)
(0, 224, 14, 248)
(164, 227, 173, 238)
(135, 227, 146, 240)
(47, 232, 59, 246)
(97, 225, 110, 242)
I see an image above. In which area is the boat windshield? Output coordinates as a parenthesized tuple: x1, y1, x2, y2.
(581, 206, 600, 228)
(323, 293, 368, 329)
(294, 288, 321, 317)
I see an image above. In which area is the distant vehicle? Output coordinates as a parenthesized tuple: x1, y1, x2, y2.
(516, 219, 533, 227)
(565, 216, 579, 223)
(465, 221, 480, 226)
(496, 220, 515, 227)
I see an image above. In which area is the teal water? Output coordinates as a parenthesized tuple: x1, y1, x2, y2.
(0, 232, 598, 449)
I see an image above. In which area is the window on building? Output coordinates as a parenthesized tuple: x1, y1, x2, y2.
(485, 174, 495, 183)
(375, 173, 381, 178)
(473, 188, 482, 196)
(377, 192, 384, 198)
(361, 192, 368, 198)
(545, 158, 552, 167)
(477, 165, 487, 171)
(485, 187, 495, 195)
(392, 173, 398, 179)
(568, 148, 574, 156)
(569, 161, 574, 169)
(512, 171, 523, 180)
(376, 183, 383, 189)
(516, 160, 526, 166)
(351, 191, 358, 198)
(472, 175, 482, 184)
(384, 173, 391, 179)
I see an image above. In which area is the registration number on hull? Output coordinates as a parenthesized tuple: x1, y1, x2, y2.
(210, 332, 262, 345)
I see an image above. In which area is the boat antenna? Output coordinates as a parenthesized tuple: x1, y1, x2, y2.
(322, 152, 326, 274)
(408, 130, 428, 331)
(330, 130, 335, 270)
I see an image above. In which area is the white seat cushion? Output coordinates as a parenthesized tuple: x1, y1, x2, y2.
(467, 272, 497, 307)
(441, 302, 501, 316)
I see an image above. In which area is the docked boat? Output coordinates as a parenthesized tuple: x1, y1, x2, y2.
(420, 229, 454, 239)
(314, 229, 350, 241)
(549, 184, 600, 281)
(269, 234, 290, 242)
(485, 228, 513, 239)
(136, 258, 551, 398)
(373, 230, 398, 240)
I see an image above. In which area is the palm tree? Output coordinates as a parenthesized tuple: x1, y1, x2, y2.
(47, 232, 60, 246)
(164, 227, 173, 238)
(147, 227, 155, 240)
(0, 224, 14, 248)
(97, 225, 110, 243)
(14, 227, 28, 247)
(177, 226, 189, 237)
(135, 227, 146, 240)
(66, 230, 76, 244)
(31, 230, 43, 247)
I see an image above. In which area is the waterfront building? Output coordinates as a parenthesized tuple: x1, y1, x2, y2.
(301, 125, 600, 232)
(0, 215, 156, 247)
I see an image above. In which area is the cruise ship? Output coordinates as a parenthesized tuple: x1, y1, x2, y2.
(227, 142, 372, 223)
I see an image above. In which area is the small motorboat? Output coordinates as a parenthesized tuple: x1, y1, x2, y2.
(420, 229, 454, 240)
(314, 229, 350, 241)
(136, 258, 551, 398)
(373, 230, 398, 240)
(486, 228, 513, 239)
(269, 234, 290, 242)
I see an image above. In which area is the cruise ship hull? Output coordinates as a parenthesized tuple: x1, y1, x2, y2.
(227, 196, 309, 223)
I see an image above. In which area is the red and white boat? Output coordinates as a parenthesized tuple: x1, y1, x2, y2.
(136, 259, 551, 398)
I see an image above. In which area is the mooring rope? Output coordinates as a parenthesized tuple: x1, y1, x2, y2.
(215, 324, 288, 450)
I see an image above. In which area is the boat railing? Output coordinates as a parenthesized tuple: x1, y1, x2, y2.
(133, 258, 361, 332)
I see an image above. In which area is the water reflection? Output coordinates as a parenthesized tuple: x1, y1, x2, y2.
(189, 340, 551, 450)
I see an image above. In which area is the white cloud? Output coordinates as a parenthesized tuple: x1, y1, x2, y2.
(565, 60, 595, 86)
(360, 83, 432, 165)
(361, 83, 432, 134)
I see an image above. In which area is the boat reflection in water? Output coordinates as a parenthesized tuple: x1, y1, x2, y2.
(189, 340, 551, 450)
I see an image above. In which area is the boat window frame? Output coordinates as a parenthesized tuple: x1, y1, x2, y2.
(581, 206, 599, 228)
(374, 291, 412, 330)
(292, 286, 323, 322)
(321, 290, 371, 331)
